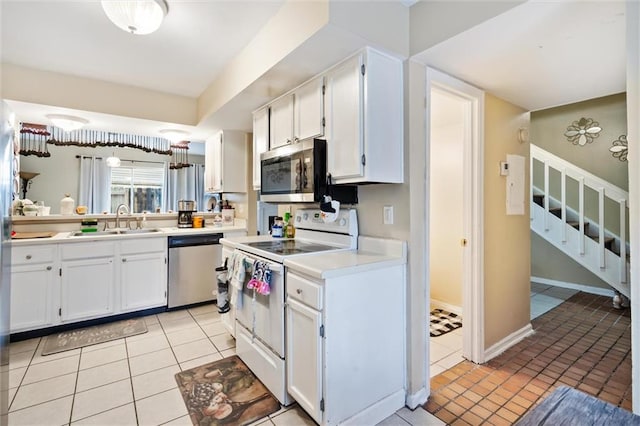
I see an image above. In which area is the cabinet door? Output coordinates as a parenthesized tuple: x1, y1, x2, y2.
(286, 298, 323, 424)
(60, 257, 115, 322)
(10, 263, 56, 332)
(270, 95, 294, 149)
(120, 252, 167, 312)
(205, 132, 223, 193)
(253, 107, 269, 190)
(294, 77, 325, 142)
(325, 53, 364, 180)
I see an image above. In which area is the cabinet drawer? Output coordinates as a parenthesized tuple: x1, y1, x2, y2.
(287, 272, 323, 310)
(12, 245, 55, 265)
(61, 241, 116, 260)
(120, 237, 166, 254)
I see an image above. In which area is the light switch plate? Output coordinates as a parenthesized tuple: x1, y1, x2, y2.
(500, 161, 509, 176)
(383, 205, 394, 225)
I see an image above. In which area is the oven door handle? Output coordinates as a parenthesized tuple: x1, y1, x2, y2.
(234, 250, 284, 274)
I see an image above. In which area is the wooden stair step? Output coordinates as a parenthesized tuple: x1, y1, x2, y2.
(532, 194, 545, 207)
(567, 221, 590, 232)
(589, 235, 615, 250)
(549, 207, 562, 218)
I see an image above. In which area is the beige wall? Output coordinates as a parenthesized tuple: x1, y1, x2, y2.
(531, 93, 628, 190)
(429, 93, 464, 309)
(2, 64, 197, 126)
(483, 93, 531, 348)
(531, 231, 610, 290)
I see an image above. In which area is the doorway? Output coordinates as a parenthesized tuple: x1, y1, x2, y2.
(426, 67, 485, 375)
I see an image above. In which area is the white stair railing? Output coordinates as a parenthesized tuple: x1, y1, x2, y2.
(530, 144, 630, 297)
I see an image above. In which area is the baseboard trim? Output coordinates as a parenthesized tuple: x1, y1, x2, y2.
(430, 299, 462, 316)
(531, 276, 615, 297)
(484, 324, 534, 362)
(405, 387, 428, 409)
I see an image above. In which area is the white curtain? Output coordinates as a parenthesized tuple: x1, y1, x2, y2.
(165, 163, 205, 211)
(78, 156, 111, 214)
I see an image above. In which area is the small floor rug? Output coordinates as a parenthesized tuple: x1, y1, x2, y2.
(175, 355, 280, 426)
(41, 318, 147, 356)
(430, 309, 462, 337)
(516, 386, 640, 425)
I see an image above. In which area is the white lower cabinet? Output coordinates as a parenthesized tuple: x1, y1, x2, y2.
(120, 253, 166, 312)
(286, 297, 323, 424)
(10, 245, 57, 333)
(10, 236, 171, 333)
(10, 263, 56, 332)
(285, 265, 406, 425)
(60, 257, 116, 322)
(120, 237, 167, 312)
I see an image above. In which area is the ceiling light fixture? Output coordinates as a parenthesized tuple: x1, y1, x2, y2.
(101, 0, 169, 35)
(106, 152, 121, 168)
(46, 114, 89, 132)
(159, 128, 190, 142)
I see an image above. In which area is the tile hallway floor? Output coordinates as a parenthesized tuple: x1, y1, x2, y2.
(8, 304, 443, 426)
(425, 291, 632, 425)
(429, 282, 578, 378)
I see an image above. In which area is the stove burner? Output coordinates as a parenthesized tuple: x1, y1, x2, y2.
(245, 240, 338, 255)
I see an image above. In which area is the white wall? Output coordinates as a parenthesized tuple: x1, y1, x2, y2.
(429, 90, 464, 309)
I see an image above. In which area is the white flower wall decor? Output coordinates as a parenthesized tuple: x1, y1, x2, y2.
(564, 117, 602, 146)
(609, 135, 628, 162)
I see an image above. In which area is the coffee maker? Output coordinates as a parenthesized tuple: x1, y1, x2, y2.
(177, 200, 195, 228)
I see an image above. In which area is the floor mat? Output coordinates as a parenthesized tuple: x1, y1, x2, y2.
(41, 318, 147, 355)
(430, 309, 462, 337)
(175, 355, 280, 425)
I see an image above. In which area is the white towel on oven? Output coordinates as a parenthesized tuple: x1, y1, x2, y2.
(227, 251, 251, 309)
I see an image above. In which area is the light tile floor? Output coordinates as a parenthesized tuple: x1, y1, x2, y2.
(530, 282, 579, 320)
(8, 304, 442, 426)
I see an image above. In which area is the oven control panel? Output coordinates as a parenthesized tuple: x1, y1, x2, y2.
(294, 208, 358, 236)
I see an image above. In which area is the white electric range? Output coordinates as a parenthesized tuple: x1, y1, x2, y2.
(219, 208, 358, 405)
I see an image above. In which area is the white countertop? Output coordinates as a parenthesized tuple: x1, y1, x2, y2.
(284, 249, 405, 279)
(10, 224, 247, 246)
(224, 235, 407, 280)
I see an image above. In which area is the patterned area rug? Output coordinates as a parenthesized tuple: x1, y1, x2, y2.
(175, 355, 280, 426)
(41, 318, 147, 355)
(430, 309, 462, 337)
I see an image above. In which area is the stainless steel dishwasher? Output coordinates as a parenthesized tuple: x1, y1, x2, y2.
(168, 233, 223, 308)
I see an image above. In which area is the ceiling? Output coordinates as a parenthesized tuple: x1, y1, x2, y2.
(414, 0, 626, 112)
(0, 1, 628, 151)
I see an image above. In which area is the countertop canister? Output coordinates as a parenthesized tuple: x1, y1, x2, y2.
(60, 193, 75, 215)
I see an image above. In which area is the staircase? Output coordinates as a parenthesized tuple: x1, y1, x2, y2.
(530, 144, 630, 298)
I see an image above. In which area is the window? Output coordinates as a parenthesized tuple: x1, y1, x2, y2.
(110, 162, 164, 213)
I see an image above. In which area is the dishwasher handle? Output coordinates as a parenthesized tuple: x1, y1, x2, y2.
(168, 233, 223, 248)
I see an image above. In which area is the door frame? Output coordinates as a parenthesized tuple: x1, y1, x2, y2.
(426, 67, 485, 364)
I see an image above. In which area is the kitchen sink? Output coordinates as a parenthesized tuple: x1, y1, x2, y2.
(118, 228, 162, 234)
(70, 230, 120, 237)
(69, 228, 162, 237)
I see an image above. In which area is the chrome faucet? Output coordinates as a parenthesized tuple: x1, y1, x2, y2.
(115, 204, 130, 229)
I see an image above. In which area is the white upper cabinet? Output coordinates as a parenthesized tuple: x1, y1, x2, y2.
(294, 77, 325, 143)
(268, 77, 325, 150)
(205, 130, 247, 193)
(252, 107, 269, 190)
(269, 95, 294, 149)
(325, 47, 403, 184)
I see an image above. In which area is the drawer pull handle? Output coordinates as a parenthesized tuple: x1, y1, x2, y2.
(296, 288, 302, 294)
(122, 258, 127, 262)
(25, 255, 32, 260)
(46, 266, 52, 271)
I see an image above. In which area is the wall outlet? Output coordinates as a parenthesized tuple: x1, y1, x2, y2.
(383, 205, 394, 225)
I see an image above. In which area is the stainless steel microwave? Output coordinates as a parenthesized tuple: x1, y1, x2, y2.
(260, 139, 327, 202)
